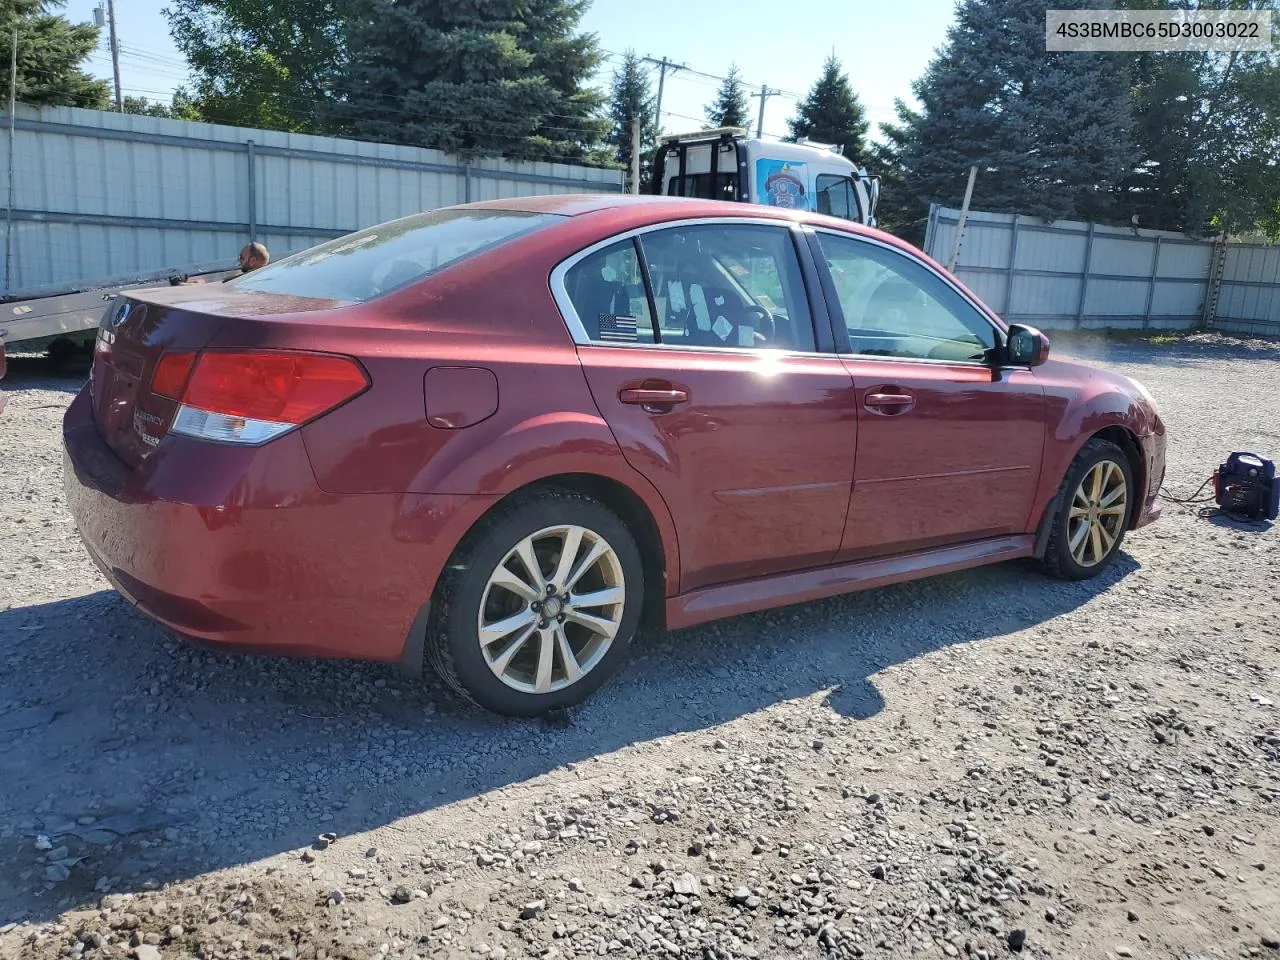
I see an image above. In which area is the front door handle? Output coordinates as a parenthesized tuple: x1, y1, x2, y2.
(865, 390, 915, 415)
(619, 382, 689, 411)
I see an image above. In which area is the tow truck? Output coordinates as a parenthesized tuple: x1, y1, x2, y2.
(650, 127, 879, 226)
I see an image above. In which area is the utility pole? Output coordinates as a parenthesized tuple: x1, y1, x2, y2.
(95, 1, 122, 111)
(947, 165, 978, 274)
(107, 0, 122, 111)
(5, 28, 16, 292)
(641, 56, 683, 135)
(750, 85, 780, 139)
(629, 115, 640, 195)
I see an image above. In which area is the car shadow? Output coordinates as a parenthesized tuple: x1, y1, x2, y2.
(0, 553, 1137, 924)
(0, 354, 89, 397)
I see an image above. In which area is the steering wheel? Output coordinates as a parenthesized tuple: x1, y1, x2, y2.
(741, 305, 776, 343)
(927, 335, 987, 363)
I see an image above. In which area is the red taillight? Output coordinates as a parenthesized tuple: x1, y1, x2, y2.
(151, 351, 197, 400)
(176, 351, 369, 424)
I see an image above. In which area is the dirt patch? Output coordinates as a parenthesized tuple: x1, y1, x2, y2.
(1, 344, 1277, 959)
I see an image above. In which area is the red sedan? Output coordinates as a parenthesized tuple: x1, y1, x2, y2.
(63, 196, 1165, 715)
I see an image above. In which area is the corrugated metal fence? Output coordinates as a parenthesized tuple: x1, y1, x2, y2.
(0, 105, 624, 296)
(924, 204, 1280, 336)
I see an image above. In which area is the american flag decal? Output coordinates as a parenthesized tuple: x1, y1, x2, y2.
(598, 314, 638, 342)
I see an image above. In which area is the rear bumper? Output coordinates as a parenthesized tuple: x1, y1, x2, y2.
(62, 386, 496, 660)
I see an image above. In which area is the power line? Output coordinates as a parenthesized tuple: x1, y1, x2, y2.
(663, 109, 788, 141)
(601, 48, 801, 102)
(638, 56, 683, 133)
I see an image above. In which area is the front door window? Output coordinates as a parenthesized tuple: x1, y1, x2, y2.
(817, 232, 996, 363)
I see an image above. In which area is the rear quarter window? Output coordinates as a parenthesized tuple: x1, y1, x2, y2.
(232, 209, 561, 303)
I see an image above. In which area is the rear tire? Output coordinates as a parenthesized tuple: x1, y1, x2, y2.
(425, 488, 644, 716)
(1039, 438, 1134, 580)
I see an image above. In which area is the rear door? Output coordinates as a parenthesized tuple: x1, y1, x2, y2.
(555, 220, 858, 593)
(811, 229, 1046, 560)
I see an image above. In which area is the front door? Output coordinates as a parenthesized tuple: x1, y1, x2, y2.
(558, 221, 859, 592)
(811, 229, 1046, 560)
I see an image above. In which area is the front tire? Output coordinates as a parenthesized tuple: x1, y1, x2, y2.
(1039, 438, 1134, 580)
(426, 489, 644, 716)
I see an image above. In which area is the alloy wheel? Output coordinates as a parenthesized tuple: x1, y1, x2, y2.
(1067, 459, 1128, 567)
(477, 525, 626, 694)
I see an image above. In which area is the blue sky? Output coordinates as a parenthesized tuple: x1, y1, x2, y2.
(63, 0, 956, 141)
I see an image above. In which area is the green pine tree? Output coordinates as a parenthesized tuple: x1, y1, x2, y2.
(881, 0, 1136, 232)
(342, 0, 608, 162)
(607, 49, 656, 190)
(865, 100, 919, 239)
(705, 64, 749, 129)
(0, 0, 109, 108)
(787, 55, 868, 163)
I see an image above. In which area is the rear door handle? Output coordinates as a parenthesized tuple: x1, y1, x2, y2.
(865, 391, 915, 415)
(619, 383, 689, 411)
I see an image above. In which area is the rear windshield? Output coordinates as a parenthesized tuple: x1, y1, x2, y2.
(232, 209, 561, 303)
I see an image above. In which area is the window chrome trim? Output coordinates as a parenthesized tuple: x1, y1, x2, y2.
(549, 216, 830, 357)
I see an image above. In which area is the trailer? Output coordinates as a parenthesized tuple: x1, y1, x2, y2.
(0, 260, 239, 366)
(650, 127, 880, 226)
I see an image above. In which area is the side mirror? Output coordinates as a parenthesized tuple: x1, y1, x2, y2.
(1007, 324, 1050, 366)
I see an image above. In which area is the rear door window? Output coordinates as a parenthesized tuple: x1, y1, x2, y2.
(233, 209, 560, 303)
(640, 224, 816, 352)
(563, 240, 657, 343)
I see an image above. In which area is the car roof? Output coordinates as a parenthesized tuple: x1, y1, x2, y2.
(456, 193, 743, 218)
(453, 193, 894, 242)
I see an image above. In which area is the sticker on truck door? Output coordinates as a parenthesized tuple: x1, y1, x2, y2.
(756, 160, 807, 209)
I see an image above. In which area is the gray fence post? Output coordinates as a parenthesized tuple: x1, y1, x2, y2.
(463, 163, 472, 204)
(924, 203, 939, 258)
(1004, 215, 1020, 316)
(1142, 237, 1161, 328)
(246, 139, 257, 243)
(1074, 223, 1095, 328)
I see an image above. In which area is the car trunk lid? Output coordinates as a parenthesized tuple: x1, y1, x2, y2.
(91, 285, 348, 468)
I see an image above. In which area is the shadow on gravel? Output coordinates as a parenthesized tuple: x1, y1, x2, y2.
(1197, 509, 1274, 534)
(0, 553, 1137, 923)
(0, 354, 89, 397)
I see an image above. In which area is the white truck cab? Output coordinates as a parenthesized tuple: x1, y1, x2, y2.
(650, 127, 879, 226)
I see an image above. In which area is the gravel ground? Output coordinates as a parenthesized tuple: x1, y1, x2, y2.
(0, 335, 1277, 960)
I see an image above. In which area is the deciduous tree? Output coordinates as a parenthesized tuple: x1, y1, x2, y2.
(164, 0, 350, 132)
